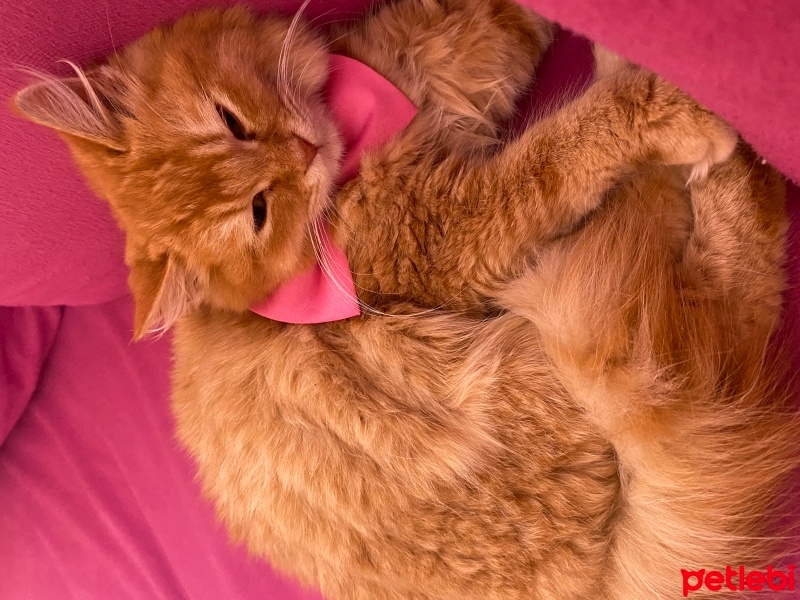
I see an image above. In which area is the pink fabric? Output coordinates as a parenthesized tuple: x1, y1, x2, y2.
(250, 222, 362, 323)
(326, 54, 419, 185)
(0, 306, 61, 444)
(0, 298, 322, 600)
(1, 2, 799, 599)
(517, 0, 800, 186)
(251, 54, 418, 324)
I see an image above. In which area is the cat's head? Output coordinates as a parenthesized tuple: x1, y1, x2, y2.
(14, 7, 342, 338)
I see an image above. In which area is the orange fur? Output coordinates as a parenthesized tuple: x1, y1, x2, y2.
(13, 2, 800, 598)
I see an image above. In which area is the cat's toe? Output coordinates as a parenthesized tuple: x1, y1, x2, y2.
(631, 73, 739, 179)
(686, 119, 739, 183)
(592, 43, 632, 80)
(662, 106, 739, 182)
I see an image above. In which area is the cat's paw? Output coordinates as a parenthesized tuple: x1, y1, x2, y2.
(618, 70, 738, 181)
(593, 43, 632, 80)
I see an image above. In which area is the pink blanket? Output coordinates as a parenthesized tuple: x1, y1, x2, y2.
(1, 1, 798, 598)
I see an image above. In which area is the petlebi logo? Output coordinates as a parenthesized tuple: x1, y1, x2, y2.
(681, 565, 795, 596)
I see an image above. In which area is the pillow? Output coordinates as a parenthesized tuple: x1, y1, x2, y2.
(1, 0, 798, 306)
(0, 306, 61, 444)
(0, 297, 324, 600)
(516, 0, 800, 185)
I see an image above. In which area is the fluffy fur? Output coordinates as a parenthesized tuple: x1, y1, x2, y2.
(14, 1, 800, 598)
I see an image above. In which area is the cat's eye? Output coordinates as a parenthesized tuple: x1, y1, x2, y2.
(252, 191, 268, 234)
(216, 103, 252, 141)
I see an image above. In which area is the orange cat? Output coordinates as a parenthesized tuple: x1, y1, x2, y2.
(14, 1, 799, 598)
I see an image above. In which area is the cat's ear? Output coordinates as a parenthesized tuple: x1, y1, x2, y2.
(13, 65, 127, 152)
(129, 255, 197, 340)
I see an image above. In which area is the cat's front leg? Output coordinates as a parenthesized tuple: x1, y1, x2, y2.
(339, 66, 736, 311)
(431, 67, 739, 294)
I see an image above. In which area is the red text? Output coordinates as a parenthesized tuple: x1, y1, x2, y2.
(681, 565, 795, 596)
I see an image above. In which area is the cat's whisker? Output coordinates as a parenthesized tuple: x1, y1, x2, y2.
(312, 224, 390, 317)
(282, 21, 377, 130)
(303, 7, 337, 28)
(317, 211, 379, 276)
(311, 216, 465, 319)
(104, 1, 117, 55)
(287, 52, 319, 122)
(308, 218, 377, 315)
(287, 20, 365, 123)
(309, 218, 391, 317)
(314, 214, 425, 297)
(278, 0, 312, 112)
(323, 24, 370, 50)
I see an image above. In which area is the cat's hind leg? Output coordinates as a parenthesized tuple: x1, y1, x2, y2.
(499, 147, 799, 599)
(332, 0, 555, 148)
(681, 144, 788, 349)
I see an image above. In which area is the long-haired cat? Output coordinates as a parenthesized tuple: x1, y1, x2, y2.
(14, 1, 800, 598)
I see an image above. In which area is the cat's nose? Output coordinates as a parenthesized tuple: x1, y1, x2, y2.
(295, 135, 319, 169)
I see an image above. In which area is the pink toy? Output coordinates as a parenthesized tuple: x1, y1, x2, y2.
(250, 54, 418, 324)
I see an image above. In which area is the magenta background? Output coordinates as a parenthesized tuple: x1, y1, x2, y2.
(0, 1, 798, 599)
(516, 0, 800, 186)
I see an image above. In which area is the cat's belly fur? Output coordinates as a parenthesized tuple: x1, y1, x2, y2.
(171, 306, 619, 599)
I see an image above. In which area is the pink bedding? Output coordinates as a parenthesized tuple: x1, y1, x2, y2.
(1, 1, 798, 598)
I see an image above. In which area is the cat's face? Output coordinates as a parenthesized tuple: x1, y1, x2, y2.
(14, 7, 342, 337)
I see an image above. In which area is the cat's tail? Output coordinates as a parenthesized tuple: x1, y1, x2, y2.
(499, 147, 800, 599)
(581, 339, 800, 600)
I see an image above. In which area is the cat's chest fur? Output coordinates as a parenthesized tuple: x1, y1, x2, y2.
(332, 141, 508, 315)
(169, 306, 619, 595)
